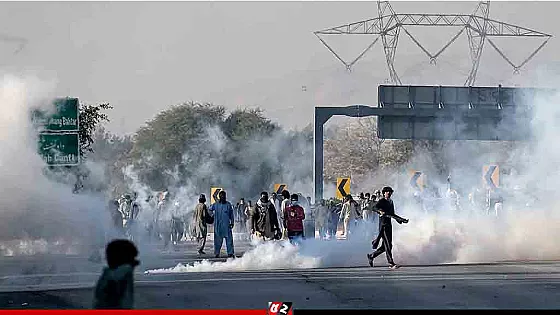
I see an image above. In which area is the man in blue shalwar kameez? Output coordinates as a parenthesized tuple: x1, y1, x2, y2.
(210, 190, 235, 258)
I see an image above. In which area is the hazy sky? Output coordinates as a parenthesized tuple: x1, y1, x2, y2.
(0, 1, 558, 135)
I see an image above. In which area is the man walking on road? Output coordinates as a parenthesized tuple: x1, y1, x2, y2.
(367, 186, 409, 269)
(192, 194, 210, 255)
(210, 190, 235, 258)
(252, 191, 282, 241)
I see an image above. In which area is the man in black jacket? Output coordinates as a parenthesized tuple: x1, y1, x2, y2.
(367, 186, 408, 269)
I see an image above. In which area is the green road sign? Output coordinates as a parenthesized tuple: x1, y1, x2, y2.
(38, 133, 80, 166)
(32, 98, 79, 132)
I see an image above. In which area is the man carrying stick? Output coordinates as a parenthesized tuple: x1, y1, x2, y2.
(367, 186, 408, 269)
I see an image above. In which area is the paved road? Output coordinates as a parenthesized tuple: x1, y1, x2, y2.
(0, 240, 559, 310)
(0, 239, 256, 277)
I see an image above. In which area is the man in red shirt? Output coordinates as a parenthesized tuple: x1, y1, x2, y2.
(283, 194, 306, 245)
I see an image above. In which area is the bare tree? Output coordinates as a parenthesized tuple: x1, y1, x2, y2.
(324, 117, 414, 185)
(358, 118, 385, 168)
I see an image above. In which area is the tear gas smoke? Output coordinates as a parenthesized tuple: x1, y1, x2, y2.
(347, 69, 560, 265)
(145, 239, 321, 273)
(0, 75, 112, 256)
(141, 70, 560, 273)
(122, 121, 315, 234)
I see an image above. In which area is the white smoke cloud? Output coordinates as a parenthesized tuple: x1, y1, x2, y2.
(355, 71, 560, 265)
(0, 75, 112, 256)
(143, 68, 560, 273)
(83, 48, 560, 276)
(122, 118, 315, 227)
(145, 239, 320, 274)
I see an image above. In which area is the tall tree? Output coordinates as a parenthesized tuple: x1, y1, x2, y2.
(78, 102, 113, 158)
(223, 108, 278, 141)
(129, 101, 226, 190)
(123, 102, 313, 199)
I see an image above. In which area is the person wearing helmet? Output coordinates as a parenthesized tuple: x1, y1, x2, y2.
(192, 194, 210, 255)
(367, 186, 408, 270)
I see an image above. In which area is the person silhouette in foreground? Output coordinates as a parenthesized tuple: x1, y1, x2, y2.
(93, 239, 140, 309)
(367, 186, 408, 270)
